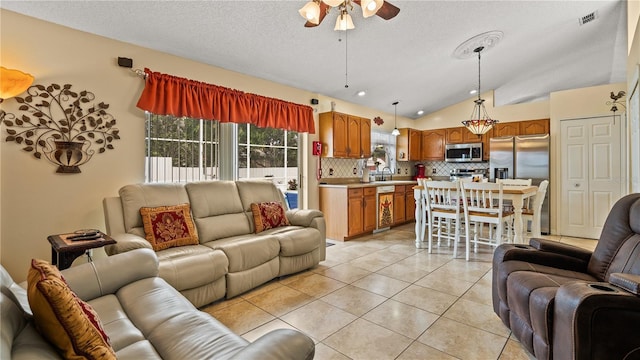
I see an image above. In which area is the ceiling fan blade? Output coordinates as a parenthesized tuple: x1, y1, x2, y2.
(304, 1, 329, 27)
(376, 1, 400, 20)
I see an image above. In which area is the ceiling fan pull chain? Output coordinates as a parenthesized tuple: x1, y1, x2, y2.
(344, 29, 349, 88)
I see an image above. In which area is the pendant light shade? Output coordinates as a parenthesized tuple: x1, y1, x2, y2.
(334, 11, 355, 31)
(298, 1, 321, 24)
(461, 46, 498, 135)
(391, 101, 400, 136)
(361, 0, 384, 18)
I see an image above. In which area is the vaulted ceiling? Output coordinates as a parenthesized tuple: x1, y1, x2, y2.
(0, 1, 628, 119)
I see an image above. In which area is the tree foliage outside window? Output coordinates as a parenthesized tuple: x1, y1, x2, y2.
(238, 124, 298, 191)
(145, 114, 218, 182)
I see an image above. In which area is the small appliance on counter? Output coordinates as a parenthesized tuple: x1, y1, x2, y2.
(449, 168, 488, 182)
(413, 163, 427, 180)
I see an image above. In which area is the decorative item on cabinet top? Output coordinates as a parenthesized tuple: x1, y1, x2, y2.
(2, 83, 120, 173)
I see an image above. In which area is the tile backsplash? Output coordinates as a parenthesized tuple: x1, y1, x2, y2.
(319, 158, 489, 179)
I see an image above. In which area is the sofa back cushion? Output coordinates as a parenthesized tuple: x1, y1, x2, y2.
(186, 181, 252, 242)
(119, 183, 190, 237)
(588, 193, 640, 280)
(236, 180, 288, 230)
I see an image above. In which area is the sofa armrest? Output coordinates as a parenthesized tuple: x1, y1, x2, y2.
(609, 273, 640, 295)
(553, 281, 640, 360)
(494, 242, 590, 274)
(529, 238, 593, 262)
(286, 209, 323, 227)
(63, 248, 159, 301)
(228, 329, 314, 360)
(103, 233, 152, 256)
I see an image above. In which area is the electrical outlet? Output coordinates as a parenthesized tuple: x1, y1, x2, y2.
(432, 167, 437, 174)
(353, 167, 357, 175)
(405, 168, 408, 174)
(397, 168, 401, 174)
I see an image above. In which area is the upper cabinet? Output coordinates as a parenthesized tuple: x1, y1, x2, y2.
(446, 127, 465, 144)
(319, 111, 371, 158)
(397, 128, 421, 161)
(520, 119, 549, 135)
(421, 129, 446, 161)
(493, 122, 519, 137)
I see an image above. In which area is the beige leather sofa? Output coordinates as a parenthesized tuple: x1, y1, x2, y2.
(1, 249, 315, 359)
(103, 180, 326, 307)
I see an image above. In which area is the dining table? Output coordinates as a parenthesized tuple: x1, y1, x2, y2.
(413, 184, 539, 248)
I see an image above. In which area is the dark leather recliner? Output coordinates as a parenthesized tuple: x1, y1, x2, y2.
(492, 193, 640, 360)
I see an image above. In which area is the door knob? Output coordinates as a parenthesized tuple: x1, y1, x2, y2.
(574, 183, 580, 188)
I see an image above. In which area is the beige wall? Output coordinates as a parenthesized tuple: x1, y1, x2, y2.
(0, 10, 320, 281)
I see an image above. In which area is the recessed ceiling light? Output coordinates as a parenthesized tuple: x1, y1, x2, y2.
(417, 110, 424, 116)
(357, 90, 366, 97)
(469, 89, 478, 94)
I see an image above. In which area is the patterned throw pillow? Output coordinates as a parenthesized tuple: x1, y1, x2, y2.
(251, 201, 290, 233)
(27, 259, 116, 360)
(140, 203, 199, 251)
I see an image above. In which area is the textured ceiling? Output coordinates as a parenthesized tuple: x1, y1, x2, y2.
(0, 0, 628, 119)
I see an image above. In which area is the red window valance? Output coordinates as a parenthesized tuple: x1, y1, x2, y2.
(136, 68, 315, 134)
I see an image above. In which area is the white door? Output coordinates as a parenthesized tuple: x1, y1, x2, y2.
(560, 116, 622, 239)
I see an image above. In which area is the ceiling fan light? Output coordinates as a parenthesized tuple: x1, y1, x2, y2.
(334, 12, 355, 31)
(361, 0, 384, 18)
(322, 0, 344, 7)
(298, 1, 320, 24)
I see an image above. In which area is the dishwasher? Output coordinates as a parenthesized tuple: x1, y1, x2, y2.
(375, 185, 395, 232)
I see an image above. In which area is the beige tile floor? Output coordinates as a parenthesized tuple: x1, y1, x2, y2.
(201, 223, 598, 360)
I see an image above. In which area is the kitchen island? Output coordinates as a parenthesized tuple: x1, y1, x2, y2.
(318, 180, 418, 241)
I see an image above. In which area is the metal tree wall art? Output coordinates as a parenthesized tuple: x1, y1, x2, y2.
(2, 83, 120, 173)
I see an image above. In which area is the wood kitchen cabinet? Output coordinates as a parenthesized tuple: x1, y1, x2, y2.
(347, 188, 364, 237)
(405, 188, 416, 221)
(520, 119, 549, 135)
(493, 122, 519, 137)
(397, 128, 421, 161)
(363, 187, 377, 233)
(393, 185, 406, 224)
(445, 126, 469, 144)
(319, 111, 370, 158)
(421, 129, 446, 161)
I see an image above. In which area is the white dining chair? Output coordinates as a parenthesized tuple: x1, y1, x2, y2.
(522, 180, 549, 238)
(460, 181, 515, 254)
(423, 180, 469, 260)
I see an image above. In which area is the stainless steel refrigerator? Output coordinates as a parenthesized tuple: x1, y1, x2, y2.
(490, 134, 550, 234)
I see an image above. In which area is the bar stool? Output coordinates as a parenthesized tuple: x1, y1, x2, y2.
(522, 180, 549, 238)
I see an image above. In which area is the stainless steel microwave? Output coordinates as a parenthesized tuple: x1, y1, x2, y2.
(445, 143, 483, 163)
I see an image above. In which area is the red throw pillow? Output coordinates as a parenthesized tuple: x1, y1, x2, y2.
(140, 204, 199, 251)
(250, 201, 290, 233)
(27, 259, 116, 359)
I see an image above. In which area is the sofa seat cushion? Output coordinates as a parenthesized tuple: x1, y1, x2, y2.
(204, 236, 280, 273)
(270, 227, 321, 257)
(156, 245, 228, 291)
(115, 276, 249, 359)
(88, 294, 153, 355)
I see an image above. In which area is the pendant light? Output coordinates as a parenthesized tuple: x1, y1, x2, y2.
(391, 101, 400, 136)
(461, 46, 499, 135)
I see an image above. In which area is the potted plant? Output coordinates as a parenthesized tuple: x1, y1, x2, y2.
(3, 83, 120, 173)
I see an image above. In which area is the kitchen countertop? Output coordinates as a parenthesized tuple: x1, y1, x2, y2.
(318, 180, 418, 188)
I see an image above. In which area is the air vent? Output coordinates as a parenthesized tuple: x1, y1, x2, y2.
(578, 11, 598, 25)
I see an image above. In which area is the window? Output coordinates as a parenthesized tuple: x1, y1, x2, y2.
(238, 124, 298, 193)
(145, 113, 219, 182)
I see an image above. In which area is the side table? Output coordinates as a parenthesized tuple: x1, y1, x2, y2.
(47, 232, 116, 270)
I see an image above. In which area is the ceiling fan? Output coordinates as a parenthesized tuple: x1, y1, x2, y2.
(299, 0, 400, 30)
